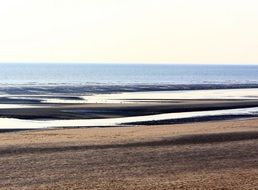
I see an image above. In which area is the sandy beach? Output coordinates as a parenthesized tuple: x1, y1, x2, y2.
(1, 0, 258, 188)
(1, 89, 258, 189)
(0, 118, 258, 189)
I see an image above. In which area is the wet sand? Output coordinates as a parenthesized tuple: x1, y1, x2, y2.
(0, 118, 258, 189)
(2, 99, 258, 120)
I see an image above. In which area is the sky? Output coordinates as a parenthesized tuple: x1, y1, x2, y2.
(0, 0, 258, 64)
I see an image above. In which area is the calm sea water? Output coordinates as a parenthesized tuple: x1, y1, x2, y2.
(1, 64, 258, 85)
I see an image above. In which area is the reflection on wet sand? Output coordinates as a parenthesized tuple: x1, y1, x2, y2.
(1, 107, 258, 129)
(0, 89, 258, 130)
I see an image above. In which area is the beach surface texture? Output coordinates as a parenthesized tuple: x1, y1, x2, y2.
(0, 118, 257, 190)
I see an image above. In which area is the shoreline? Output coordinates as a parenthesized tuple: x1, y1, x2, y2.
(1, 97, 258, 130)
(1, 87, 258, 131)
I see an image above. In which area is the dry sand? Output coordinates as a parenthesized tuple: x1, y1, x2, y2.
(0, 119, 258, 189)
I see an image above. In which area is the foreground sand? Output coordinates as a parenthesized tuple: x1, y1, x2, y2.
(0, 119, 258, 189)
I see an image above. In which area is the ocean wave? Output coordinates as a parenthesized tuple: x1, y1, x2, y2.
(1, 83, 258, 95)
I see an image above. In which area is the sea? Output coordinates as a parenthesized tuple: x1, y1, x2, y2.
(1, 63, 258, 95)
(1, 63, 258, 86)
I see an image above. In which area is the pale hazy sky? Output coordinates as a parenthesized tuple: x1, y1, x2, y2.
(0, 0, 258, 64)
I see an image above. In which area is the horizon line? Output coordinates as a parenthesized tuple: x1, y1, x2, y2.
(0, 62, 258, 66)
